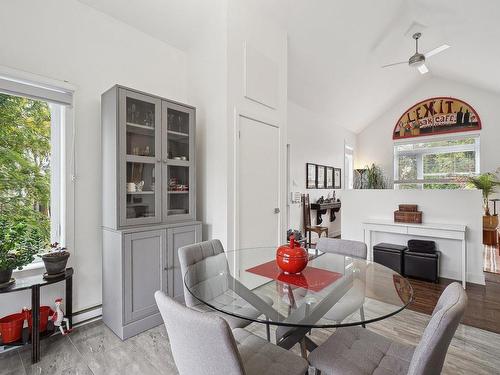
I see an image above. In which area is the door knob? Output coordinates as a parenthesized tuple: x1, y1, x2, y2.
(274, 208, 280, 214)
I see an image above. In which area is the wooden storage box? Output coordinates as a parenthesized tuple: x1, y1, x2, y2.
(398, 204, 418, 212)
(394, 210, 422, 224)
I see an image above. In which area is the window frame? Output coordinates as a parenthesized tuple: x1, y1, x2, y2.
(344, 143, 354, 190)
(0, 66, 75, 272)
(393, 133, 480, 189)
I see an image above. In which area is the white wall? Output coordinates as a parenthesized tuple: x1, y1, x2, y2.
(341, 189, 484, 284)
(0, 0, 188, 317)
(287, 101, 357, 239)
(186, 1, 229, 246)
(226, 2, 288, 249)
(357, 76, 500, 188)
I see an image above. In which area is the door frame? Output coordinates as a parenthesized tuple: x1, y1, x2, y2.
(233, 109, 283, 260)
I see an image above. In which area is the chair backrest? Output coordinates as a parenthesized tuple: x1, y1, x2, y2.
(408, 282, 467, 375)
(154, 291, 245, 375)
(178, 239, 229, 307)
(316, 237, 367, 259)
(302, 194, 312, 228)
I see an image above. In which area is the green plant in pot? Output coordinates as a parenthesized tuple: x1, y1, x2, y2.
(40, 242, 70, 277)
(466, 172, 500, 216)
(0, 217, 42, 285)
(365, 163, 388, 189)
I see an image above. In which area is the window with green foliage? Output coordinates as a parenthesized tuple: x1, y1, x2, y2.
(0, 93, 53, 257)
(394, 136, 480, 189)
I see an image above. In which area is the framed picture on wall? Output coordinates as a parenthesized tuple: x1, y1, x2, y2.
(306, 163, 316, 189)
(326, 167, 334, 189)
(317, 165, 325, 189)
(333, 168, 342, 189)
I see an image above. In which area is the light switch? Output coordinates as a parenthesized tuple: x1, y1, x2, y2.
(291, 192, 302, 204)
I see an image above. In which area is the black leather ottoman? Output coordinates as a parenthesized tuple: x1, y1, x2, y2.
(404, 240, 440, 283)
(373, 243, 407, 275)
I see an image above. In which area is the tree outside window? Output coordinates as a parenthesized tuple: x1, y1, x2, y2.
(394, 136, 480, 189)
(0, 93, 51, 253)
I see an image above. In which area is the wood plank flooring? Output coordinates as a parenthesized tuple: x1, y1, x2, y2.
(406, 277, 500, 334)
(400, 245, 500, 334)
(2, 301, 500, 374)
(2, 251, 500, 374)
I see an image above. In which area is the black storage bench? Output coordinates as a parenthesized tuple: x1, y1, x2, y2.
(404, 240, 440, 283)
(373, 243, 407, 275)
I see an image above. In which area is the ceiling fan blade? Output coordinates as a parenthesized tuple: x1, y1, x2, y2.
(381, 61, 408, 68)
(424, 44, 450, 58)
(418, 63, 429, 74)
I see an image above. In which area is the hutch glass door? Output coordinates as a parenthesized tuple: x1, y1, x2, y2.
(163, 102, 195, 222)
(120, 89, 162, 226)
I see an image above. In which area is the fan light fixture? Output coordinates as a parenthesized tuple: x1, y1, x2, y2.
(382, 32, 450, 75)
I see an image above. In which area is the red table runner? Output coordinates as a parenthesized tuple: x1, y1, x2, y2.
(246, 260, 342, 292)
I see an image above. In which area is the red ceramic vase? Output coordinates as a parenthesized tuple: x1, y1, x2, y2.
(276, 235, 308, 274)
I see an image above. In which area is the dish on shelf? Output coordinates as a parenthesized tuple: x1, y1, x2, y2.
(168, 187, 189, 192)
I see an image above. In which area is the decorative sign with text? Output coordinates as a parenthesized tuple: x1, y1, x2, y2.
(393, 97, 481, 140)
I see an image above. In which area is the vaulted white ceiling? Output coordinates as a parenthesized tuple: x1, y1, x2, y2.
(79, 0, 500, 133)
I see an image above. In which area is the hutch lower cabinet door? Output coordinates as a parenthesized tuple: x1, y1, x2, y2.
(167, 225, 202, 302)
(102, 222, 202, 340)
(124, 230, 166, 324)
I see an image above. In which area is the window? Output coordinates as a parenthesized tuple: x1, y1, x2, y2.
(0, 70, 73, 267)
(394, 135, 480, 189)
(344, 144, 354, 189)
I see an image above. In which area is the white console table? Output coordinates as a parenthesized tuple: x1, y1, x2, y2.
(362, 220, 467, 288)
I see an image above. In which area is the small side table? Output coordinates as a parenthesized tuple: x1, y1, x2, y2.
(0, 268, 73, 364)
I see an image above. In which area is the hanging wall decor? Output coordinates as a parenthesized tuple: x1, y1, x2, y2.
(393, 97, 481, 140)
(316, 165, 326, 189)
(326, 167, 334, 189)
(306, 163, 317, 189)
(333, 168, 342, 189)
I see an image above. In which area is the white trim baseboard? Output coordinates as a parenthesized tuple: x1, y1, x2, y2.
(72, 306, 102, 325)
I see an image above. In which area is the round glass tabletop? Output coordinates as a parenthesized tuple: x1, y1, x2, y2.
(184, 247, 413, 329)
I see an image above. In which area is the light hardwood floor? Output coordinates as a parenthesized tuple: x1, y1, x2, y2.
(2, 299, 500, 375)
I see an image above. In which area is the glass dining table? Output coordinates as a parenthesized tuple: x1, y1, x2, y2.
(183, 247, 413, 353)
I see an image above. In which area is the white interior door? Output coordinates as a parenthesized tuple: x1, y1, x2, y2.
(238, 116, 280, 249)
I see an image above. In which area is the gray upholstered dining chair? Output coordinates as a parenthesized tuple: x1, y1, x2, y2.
(308, 282, 467, 375)
(178, 239, 273, 329)
(316, 237, 368, 326)
(316, 237, 367, 259)
(155, 291, 309, 375)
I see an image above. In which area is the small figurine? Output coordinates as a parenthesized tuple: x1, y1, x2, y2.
(50, 298, 72, 335)
(22, 308, 29, 344)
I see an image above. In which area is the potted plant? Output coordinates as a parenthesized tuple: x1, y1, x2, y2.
(0, 218, 42, 285)
(467, 172, 500, 216)
(40, 242, 70, 277)
(365, 163, 389, 189)
(467, 171, 500, 233)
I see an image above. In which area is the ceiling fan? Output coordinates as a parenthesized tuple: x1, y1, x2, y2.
(382, 32, 450, 74)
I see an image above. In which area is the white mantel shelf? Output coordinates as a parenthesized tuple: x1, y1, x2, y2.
(362, 219, 467, 288)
